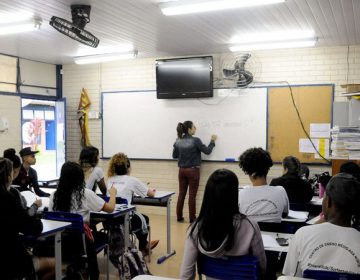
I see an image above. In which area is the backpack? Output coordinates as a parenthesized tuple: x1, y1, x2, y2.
(118, 247, 150, 280)
(108, 223, 150, 280)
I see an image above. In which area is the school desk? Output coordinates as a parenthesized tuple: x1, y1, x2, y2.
(90, 204, 136, 248)
(261, 231, 294, 253)
(133, 191, 176, 263)
(40, 219, 71, 280)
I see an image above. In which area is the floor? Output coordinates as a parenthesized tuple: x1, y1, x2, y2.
(98, 213, 190, 279)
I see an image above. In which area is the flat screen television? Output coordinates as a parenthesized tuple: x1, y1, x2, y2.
(156, 56, 213, 99)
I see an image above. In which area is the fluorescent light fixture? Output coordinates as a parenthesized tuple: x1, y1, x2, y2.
(76, 44, 134, 57)
(230, 30, 315, 44)
(0, 11, 33, 24)
(160, 0, 285, 16)
(229, 39, 317, 51)
(74, 51, 138, 64)
(0, 18, 41, 36)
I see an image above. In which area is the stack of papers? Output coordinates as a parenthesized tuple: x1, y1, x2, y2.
(331, 126, 360, 159)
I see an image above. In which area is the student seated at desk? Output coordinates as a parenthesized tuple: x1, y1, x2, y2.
(270, 156, 313, 204)
(340, 161, 360, 181)
(106, 152, 159, 256)
(283, 173, 360, 277)
(180, 169, 266, 279)
(49, 161, 117, 280)
(0, 158, 55, 280)
(238, 148, 289, 223)
(80, 146, 107, 195)
(4, 148, 42, 216)
(300, 164, 310, 180)
(12, 147, 50, 197)
(315, 161, 360, 224)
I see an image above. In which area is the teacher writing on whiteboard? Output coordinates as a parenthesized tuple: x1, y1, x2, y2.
(173, 121, 217, 223)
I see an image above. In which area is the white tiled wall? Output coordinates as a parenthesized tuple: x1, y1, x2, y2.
(0, 95, 21, 153)
(61, 45, 359, 217)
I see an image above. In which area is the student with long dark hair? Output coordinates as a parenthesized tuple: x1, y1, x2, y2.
(238, 147, 289, 222)
(4, 148, 42, 215)
(270, 156, 313, 203)
(180, 169, 266, 279)
(49, 161, 117, 280)
(173, 120, 217, 223)
(0, 158, 54, 280)
(283, 173, 360, 276)
(107, 152, 159, 256)
(79, 146, 107, 195)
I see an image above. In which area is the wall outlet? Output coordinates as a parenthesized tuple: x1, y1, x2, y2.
(88, 111, 100, 119)
(0, 117, 9, 132)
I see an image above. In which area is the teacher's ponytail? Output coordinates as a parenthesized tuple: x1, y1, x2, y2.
(177, 121, 193, 138)
(177, 122, 184, 138)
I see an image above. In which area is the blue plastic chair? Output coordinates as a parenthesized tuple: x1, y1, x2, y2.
(43, 211, 110, 279)
(303, 269, 360, 280)
(197, 254, 260, 280)
(97, 194, 128, 205)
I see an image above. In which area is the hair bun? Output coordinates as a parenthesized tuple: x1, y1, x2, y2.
(3, 148, 16, 158)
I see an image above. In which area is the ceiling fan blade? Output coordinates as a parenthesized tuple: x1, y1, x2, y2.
(223, 69, 237, 77)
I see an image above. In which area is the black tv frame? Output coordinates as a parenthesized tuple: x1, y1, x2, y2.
(156, 56, 213, 99)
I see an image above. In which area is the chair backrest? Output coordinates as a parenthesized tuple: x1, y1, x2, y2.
(43, 211, 87, 257)
(97, 194, 128, 205)
(197, 254, 260, 280)
(303, 269, 360, 280)
(42, 211, 84, 234)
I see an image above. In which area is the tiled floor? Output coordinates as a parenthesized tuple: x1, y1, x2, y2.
(98, 213, 190, 279)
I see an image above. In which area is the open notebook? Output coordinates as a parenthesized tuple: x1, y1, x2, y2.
(261, 234, 280, 247)
(21, 190, 49, 211)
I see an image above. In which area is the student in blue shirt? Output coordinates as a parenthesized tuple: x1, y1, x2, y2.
(172, 120, 217, 223)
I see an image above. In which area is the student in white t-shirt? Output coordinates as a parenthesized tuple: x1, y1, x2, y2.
(283, 173, 360, 277)
(107, 152, 159, 256)
(238, 147, 289, 223)
(49, 161, 117, 280)
(79, 146, 107, 195)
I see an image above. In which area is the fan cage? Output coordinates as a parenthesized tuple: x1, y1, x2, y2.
(50, 16, 99, 48)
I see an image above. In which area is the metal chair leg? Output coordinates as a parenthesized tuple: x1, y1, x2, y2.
(148, 225, 151, 263)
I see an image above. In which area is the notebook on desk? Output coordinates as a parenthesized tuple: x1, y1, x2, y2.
(21, 190, 49, 210)
(287, 210, 309, 220)
(261, 234, 280, 247)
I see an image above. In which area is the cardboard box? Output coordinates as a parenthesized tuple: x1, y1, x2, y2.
(341, 84, 360, 93)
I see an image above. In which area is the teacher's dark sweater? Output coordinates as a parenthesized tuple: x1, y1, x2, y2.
(173, 134, 215, 168)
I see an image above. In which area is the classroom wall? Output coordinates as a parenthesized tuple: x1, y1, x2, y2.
(0, 95, 21, 153)
(61, 45, 358, 216)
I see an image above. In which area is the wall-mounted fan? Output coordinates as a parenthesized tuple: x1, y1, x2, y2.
(49, 5, 99, 48)
(215, 53, 261, 88)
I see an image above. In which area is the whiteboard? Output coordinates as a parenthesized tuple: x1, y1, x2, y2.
(102, 88, 267, 161)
